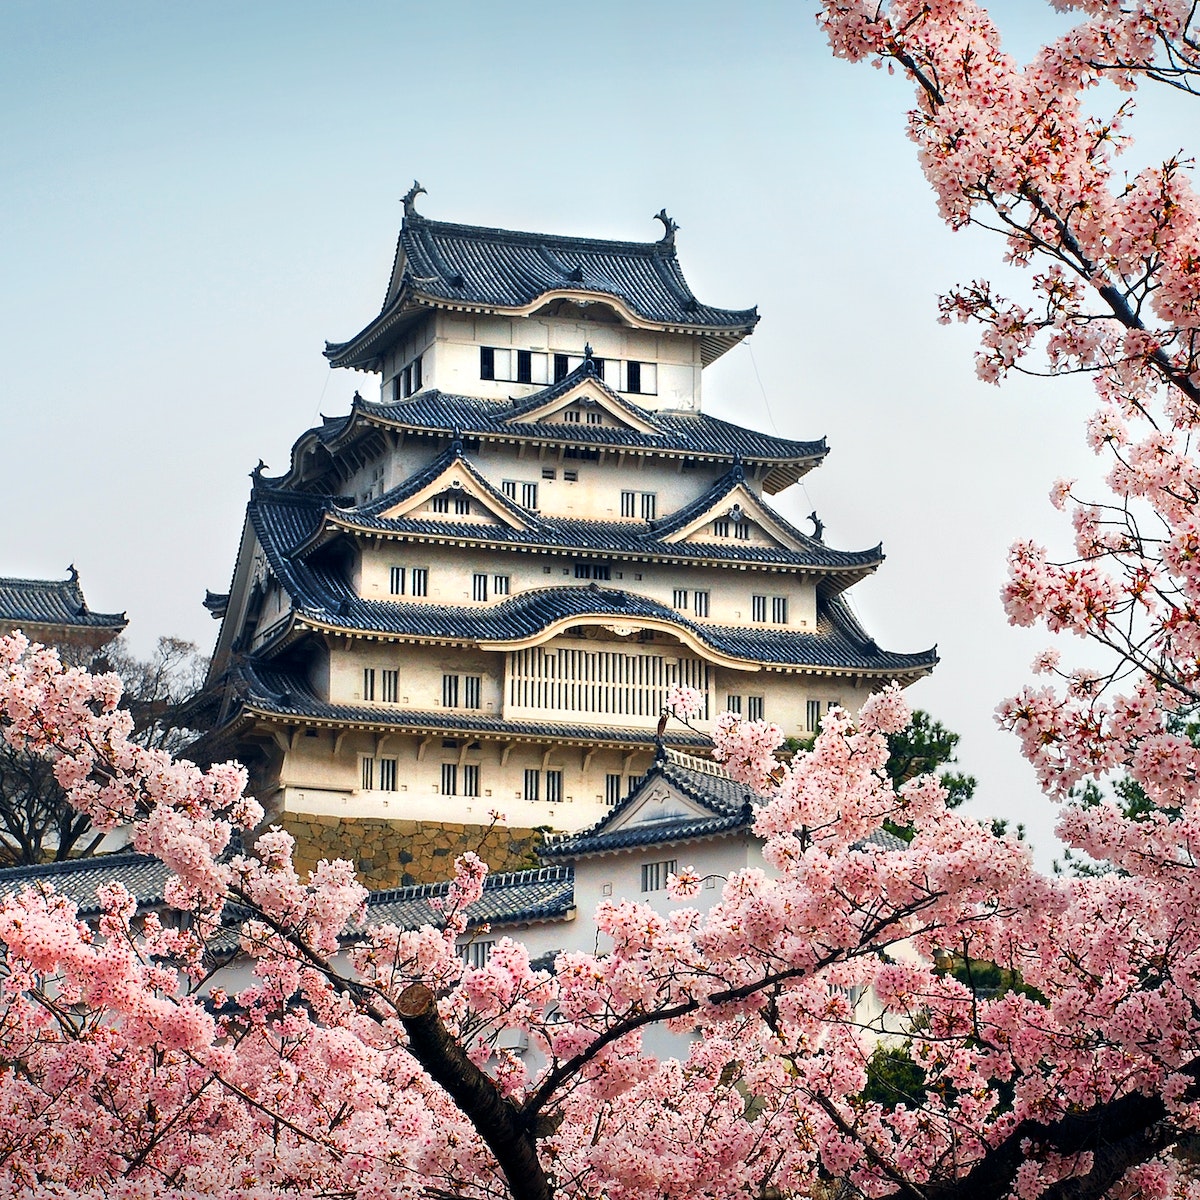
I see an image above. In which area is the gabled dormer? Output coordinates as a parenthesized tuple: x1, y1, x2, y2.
(501, 356, 661, 435)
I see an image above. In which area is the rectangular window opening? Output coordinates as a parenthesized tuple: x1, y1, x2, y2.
(441, 763, 458, 795)
(411, 568, 429, 597)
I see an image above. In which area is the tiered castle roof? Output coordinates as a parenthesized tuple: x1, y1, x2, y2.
(0, 569, 126, 640)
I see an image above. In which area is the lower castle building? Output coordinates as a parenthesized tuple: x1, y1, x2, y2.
(193, 194, 935, 886)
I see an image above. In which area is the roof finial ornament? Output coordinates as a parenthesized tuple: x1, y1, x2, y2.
(583, 342, 593, 360)
(401, 180, 427, 219)
(808, 511, 825, 542)
(251, 459, 268, 481)
(66, 563, 78, 584)
(654, 208, 679, 247)
(451, 425, 464, 454)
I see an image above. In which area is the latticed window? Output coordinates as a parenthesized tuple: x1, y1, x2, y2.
(362, 669, 376, 701)
(546, 770, 563, 804)
(493, 575, 510, 596)
(713, 520, 730, 538)
(411, 568, 428, 597)
(640, 492, 657, 520)
(751, 595, 767, 623)
(694, 591, 710, 617)
(521, 482, 539, 508)
(772, 596, 788, 623)
(379, 758, 397, 791)
(442, 674, 459, 707)
(620, 491, 636, 518)
(454, 495, 471, 515)
(381, 670, 399, 703)
(441, 763, 458, 795)
(464, 676, 481, 709)
(524, 769, 540, 801)
(672, 589, 688, 610)
(389, 566, 405, 595)
(641, 859, 677, 893)
(586, 411, 602, 425)
(736, 522, 751, 540)
(806, 700, 822, 732)
(361, 758, 374, 790)
(747, 696, 764, 721)
(726, 694, 742, 715)
(432, 495, 449, 514)
(473, 574, 488, 602)
(606, 773, 623, 806)
(463, 765, 480, 798)
(461, 940, 495, 969)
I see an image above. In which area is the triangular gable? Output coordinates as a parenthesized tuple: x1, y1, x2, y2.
(376, 458, 530, 530)
(502, 377, 660, 435)
(660, 483, 806, 550)
(602, 778, 717, 833)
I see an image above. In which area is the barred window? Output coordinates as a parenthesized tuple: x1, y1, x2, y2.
(751, 595, 767, 622)
(463, 764, 480, 798)
(736, 522, 751, 540)
(432, 494, 449, 513)
(620, 491, 636, 518)
(454, 494, 471, 515)
(713, 520, 730, 538)
(502, 480, 518, 500)
(521, 482, 539, 509)
(361, 758, 374, 790)
(493, 575, 510, 596)
(524, 768, 540, 801)
(640, 492, 657, 521)
(626, 360, 642, 394)
(772, 596, 788, 623)
(379, 758, 397, 791)
(461, 939, 495, 968)
(441, 763, 458, 795)
(473, 573, 488, 602)
(381, 669, 399, 703)
(363, 669, 376, 701)
(389, 566, 405, 595)
(641, 859, 677, 893)
(806, 699, 822, 732)
(606, 773, 623, 806)
(480, 346, 496, 380)
(442, 674, 460, 707)
(546, 770, 563, 804)
(411, 568, 428, 597)
(747, 696, 764, 721)
(562, 409, 581, 423)
(586, 411, 602, 425)
(694, 591, 710, 617)
(726, 694, 742, 715)
(464, 676, 481, 709)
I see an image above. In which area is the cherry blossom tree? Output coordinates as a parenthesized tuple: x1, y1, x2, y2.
(5, 3, 1200, 1197)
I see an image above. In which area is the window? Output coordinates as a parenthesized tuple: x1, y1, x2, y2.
(480, 346, 495, 380)
(620, 491, 636, 518)
(564, 469, 578, 482)
(562, 409, 581, 424)
(473, 573, 488, 602)
(389, 566, 405, 595)
(464, 676, 481, 709)
(594, 358, 606, 381)
(586, 411, 603, 425)
(411, 354, 422, 393)
(806, 699, 822, 732)
(546, 770, 563, 804)
(542, 467, 556, 480)
(747, 696, 764, 721)
(521, 482, 539, 509)
(517, 349, 533, 384)
(361, 758, 374, 790)
(443, 674, 460, 707)
(641, 858, 677, 892)
(606, 773, 623, 806)
(713, 520, 730, 538)
(627, 773, 644, 792)
(493, 575, 510, 596)
(363, 669, 376, 701)
(398, 355, 423, 399)
(463, 764, 480, 798)
(627, 360, 642, 394)
(563, 447, 600, 461)
(432, 494, 450, 514)
(454, 494, 471, 515)
(751, 595, 767, 623)
(461, 939, 495, 969)
(726, 694, 742, 715)
(382, 669, 399, 703)
(411, 568, 429, 597)
(640, 492, 657, 521)
(672, 588, 688, 610)
(524, 768, 540, 802)
(772, 596, 788, 623)
(379, 758, 397, 791)
(441, 763, 458, 795)
(694, 591, 710, 617)
(575, 563, 611, 580)
(554, 353, 569, 382)
(502, 480, 517, 501)
(736, 521, 751, 540)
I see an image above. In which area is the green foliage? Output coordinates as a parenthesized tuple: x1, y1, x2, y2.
(860, 1045, 927, 1110)
(885, 710, 977, 809)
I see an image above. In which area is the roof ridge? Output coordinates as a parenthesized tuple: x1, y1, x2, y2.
(366, 863, 573, 905)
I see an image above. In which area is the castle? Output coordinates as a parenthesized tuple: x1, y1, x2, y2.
(194, 190, 935, 887)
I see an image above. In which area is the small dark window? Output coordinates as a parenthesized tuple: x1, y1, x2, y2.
(480, 347, 495, 380)
(517, 350, 533, 384)
(627, 361, 642, 394)
(594, 358, 605, 381)
(413, 354, 422, 391)
(554, 354, 569, 382)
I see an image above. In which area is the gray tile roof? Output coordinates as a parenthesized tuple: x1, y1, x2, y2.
(0, 570, 126, 632)
(232, 662, 712, 748)
(325, 212, 759, 371)
(244, 491, 936, 675)
(356, 865, 574, 933)
(0, 852, 172, 916)
(284, 373, 826, 486)
(542, 747, 758, 857)
(272, 448, 881, 577)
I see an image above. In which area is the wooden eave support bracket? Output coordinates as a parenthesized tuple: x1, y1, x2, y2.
(417, 735, 434, 762)
(500, 742, 515, 766)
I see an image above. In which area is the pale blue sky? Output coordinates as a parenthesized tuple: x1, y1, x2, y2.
(2, 2, 1192, 861)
